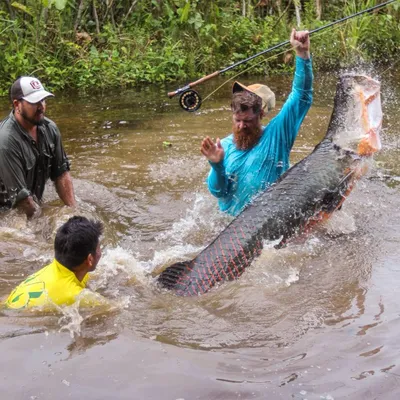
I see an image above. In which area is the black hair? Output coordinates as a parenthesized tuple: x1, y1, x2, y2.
(231, 90, 262, 114)
(54, 216, 104, 271)
(9, 76, 22, 104)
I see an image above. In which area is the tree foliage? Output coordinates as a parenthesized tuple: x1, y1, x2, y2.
(0, 0, 399, 93)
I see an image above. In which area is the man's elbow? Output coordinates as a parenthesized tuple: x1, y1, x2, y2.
(299, 91, 313, 106)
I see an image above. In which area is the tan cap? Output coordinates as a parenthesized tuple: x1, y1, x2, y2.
(232, 81, 275, 113)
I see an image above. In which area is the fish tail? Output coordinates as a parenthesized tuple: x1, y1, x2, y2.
(157, 261, 192, 290)
(158, 261, 216, 296)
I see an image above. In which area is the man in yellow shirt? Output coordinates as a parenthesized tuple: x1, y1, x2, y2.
(5, 216, 103, 309)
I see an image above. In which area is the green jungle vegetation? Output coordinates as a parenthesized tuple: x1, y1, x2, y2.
(0, 0, 399, 94)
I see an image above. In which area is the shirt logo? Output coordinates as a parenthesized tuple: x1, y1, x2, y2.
(30, 80, 42, 90)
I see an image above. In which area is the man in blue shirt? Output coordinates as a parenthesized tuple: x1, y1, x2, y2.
(201, 29, 313, 216)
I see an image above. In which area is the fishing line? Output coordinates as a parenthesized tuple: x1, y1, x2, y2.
(168, 0, 398, 111)
(201, 23, 358, 105)
(380, 57, 400, 76)
(200, 48, 289, 106)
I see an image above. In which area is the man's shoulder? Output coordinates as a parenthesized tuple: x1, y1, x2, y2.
(43, 117, 59, 131)
(0, 114, 20, 148)
(5, 263, 51, 306)
(31, 261, 79, 291)
(221, 134, 234, 147)
(0, 112, 15, 131)
(5, 261, 80, 309)
(41, 117, 62, 143)
(27, 262, 54, 281)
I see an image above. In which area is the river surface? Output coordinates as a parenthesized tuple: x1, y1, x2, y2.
(0, 65, 400, 399)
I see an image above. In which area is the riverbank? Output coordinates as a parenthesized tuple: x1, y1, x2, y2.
(0, 1, 399, 94)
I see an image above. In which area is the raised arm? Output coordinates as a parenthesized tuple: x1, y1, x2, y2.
(271, 29, 313, 150)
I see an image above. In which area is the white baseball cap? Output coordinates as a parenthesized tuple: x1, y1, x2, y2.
(10, 76, 54, 103)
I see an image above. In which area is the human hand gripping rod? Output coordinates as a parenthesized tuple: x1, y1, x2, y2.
(167, 0, 397, 111)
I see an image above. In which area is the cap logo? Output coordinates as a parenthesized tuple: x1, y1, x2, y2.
(29, 80, 41, 90)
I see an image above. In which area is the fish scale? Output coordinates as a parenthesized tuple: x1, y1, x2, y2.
(158, 74, 382, 296)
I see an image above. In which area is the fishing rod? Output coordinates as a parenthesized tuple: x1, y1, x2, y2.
(168, 0, 397, 112)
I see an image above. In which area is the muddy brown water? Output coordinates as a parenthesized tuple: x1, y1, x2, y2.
(0, 66, 400, 400)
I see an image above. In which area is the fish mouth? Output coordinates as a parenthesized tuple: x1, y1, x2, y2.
(332, 74, 382, 156)
(355, 75, 382, 156)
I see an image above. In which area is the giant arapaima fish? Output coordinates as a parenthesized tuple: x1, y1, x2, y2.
(158, 74, 382, 296)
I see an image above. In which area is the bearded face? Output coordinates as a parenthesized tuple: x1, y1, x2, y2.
(17, 99, 46, 126)
(232, 109, 263, 150)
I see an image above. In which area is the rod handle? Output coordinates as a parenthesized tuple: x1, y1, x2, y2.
(167, 71, 220, 98)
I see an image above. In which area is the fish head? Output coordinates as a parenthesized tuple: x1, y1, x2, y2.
(328, 74, 382, 156)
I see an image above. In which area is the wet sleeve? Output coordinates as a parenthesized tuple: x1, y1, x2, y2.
(48, 123, 71, 181)
(207, 160, 230, 198)
(0, 142, 32, 204)
(274, 56, 313, 150)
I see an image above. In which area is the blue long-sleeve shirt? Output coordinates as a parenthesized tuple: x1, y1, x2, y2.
(207, 56, 313, 216)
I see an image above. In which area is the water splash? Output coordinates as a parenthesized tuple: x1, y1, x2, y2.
(92, 246, 146, 289)
(322, 208, 357, 236)
(156, 193, 230, 246)
(145, 243, 202, 277)
(58, 301, 84, 338)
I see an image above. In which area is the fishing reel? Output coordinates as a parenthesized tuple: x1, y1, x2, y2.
(179, 89, 202, 112)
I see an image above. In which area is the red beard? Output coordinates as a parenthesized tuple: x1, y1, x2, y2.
(233, 125, 262, 150)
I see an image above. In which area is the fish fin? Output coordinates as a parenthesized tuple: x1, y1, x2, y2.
(157, 261, 192, 290)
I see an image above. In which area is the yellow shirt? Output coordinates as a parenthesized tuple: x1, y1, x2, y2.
(5, 259, 90, 310)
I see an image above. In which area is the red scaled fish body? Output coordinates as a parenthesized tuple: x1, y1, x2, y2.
(158, 74, 382, 296)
